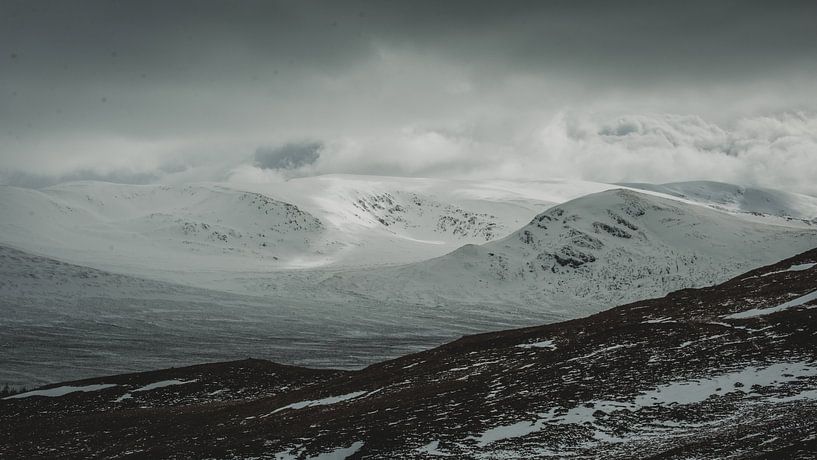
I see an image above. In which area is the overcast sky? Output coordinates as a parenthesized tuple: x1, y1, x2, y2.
(2, 0, 816, 194)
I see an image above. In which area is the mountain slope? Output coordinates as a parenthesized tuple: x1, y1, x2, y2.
(4, 176, 814, 302)
(622, 180, 817, 222)
(0, 176, 612, 286)
(0, 183, 326, 273)
(326, 189, 817, 316)
(3, 249, 816, 458)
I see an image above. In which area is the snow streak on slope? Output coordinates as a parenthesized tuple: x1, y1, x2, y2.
(326, 189, 817, 316)
(622, 180, 817, 222)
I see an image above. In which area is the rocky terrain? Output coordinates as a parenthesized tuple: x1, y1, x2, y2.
(3, 249, 816, 458)
(353, 190, 502, 240)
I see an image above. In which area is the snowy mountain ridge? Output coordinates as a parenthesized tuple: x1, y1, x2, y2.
(0, 176, 599, 279)
(1, 175, 816, 308)
(326, 188, 817, 316)
(623, 180, 817, 222)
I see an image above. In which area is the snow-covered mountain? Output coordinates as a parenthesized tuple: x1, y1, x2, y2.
(0, 176, 614, 285)
(0, 183, 326, 273)
(325, 188, 817, 316)
(2, 175, 816, 307)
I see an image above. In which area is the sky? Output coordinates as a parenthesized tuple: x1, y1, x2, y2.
(1, 0, 817, 194)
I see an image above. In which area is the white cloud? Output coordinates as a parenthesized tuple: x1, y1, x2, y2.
(529, 111, 817, 195)
(3, 107, 816, 197)
(266, 111, 816, 196)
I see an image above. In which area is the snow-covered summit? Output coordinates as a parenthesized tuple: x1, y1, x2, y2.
(1, 176, 816, 308)
(0, 183, 326, 273)
(326, 188, 817, 316)
(0, 176, 611, 283)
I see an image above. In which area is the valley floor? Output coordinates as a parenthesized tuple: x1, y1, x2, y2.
(0, 245, 559, 388)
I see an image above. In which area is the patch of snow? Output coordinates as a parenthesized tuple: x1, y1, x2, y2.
(4, 383, 116, 399)
(516, 339, 557, 350)
(132, 379, 197, 392)
(761, 262, 817, 277)
(267, 389, 381, 415)
(644, 317, 674, 324)
(468, 361, 817, 447)
(114, 393, 132, 402)
(448, 366, 470, 372)
(552, 361, 817, 423)
(632, 361, 817, 405)
(725, 290, 817, 319)
(468, 420, 545, 447)
(291, 441, 363, 460)
(416, 440, 449, 456)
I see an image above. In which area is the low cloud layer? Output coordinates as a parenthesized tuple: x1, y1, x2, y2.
(224, 112, 817, 197)
(1, 1, 815, 195)
(3, 112, 817, 197)
(529, 112, 817, 195)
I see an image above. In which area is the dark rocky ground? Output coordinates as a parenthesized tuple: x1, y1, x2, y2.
(3, 249, 817, 459)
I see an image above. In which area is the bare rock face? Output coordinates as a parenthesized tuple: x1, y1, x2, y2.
(3, 249, 817, 458)
(353, 191, 502, 240)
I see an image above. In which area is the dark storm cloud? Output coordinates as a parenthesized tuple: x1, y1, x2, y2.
(1, 1, 816, 193)
(255, 142, 322, 170)
(3, 1, 816, 85)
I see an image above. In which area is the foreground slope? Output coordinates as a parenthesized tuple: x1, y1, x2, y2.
(3, 249, 817, 458)
(327, 189, 817, 315)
